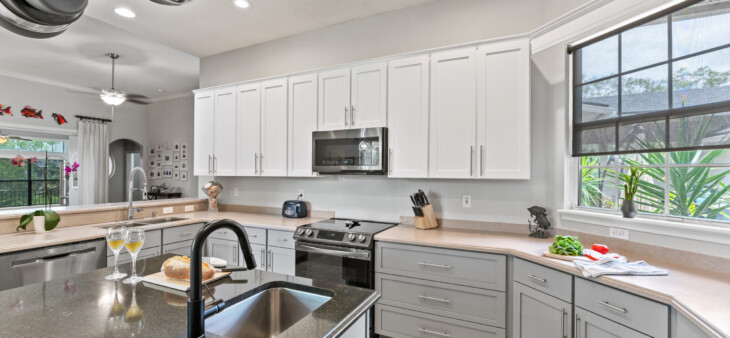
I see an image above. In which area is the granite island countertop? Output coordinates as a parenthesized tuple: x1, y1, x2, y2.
(375, 225, 730, 338)
(0, 254, 378, 338)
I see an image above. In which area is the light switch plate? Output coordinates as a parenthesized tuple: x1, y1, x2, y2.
(163, 207, 173, 214)
(233, 188, 239, 197)
(184, 205, 194, 212)
(609, 227, 629, 240)
(462, 195, 471, 208)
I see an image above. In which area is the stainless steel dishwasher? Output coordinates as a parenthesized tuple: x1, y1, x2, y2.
(0, 239, 106, 291)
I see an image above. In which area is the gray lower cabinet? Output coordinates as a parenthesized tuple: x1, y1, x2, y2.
(672, 310, 711, 338)
(207, 238, 239, 266)
(512, 282, 571, 338)
(207, 225, 295, 275)
(162, 240, 192, 256)
(575, 307, 650, 338)
(375, 303, 505, 338)
(268, 245, 295, 275)
(249, 243, 267, 271)
(110, 246, 161, 266)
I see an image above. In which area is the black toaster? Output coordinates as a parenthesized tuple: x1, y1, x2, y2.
(282, 196, 307, 218)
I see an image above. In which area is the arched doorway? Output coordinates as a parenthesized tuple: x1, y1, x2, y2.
(108, 139, 143, 203)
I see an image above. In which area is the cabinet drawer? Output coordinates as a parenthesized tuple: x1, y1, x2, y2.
(163, 223, 204, 245)
(514, 258, 572, 302)
(375, 304, 505, 338)
(208, 226, 265, 245)
(267, 229, 294, 249)
(575, 278, 669, 337)
(107, 229, 161, 257)
(575, 306, 651, 338)
(110, 246, 161, 266)
(162, 240, 192, 256)
(375, 242, 506, 290)
(376, 273, 505, 327)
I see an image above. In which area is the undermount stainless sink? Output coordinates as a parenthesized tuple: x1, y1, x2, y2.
(95, 217, 188, 229)
(205, 284, 333, 338)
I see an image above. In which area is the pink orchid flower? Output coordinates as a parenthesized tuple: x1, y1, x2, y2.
(11, 155, 25, 167)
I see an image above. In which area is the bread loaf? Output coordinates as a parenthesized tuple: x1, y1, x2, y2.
(162, 256, 215, 281)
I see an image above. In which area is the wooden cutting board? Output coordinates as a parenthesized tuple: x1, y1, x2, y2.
(142, 271, 231, 292)
(543, 251, 592, 262)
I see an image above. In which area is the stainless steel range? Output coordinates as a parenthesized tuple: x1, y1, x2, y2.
(293, 218, 398, 289)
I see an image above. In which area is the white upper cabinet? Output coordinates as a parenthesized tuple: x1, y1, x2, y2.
(261, 78, 288, 177)
(236, 83, 261, 176)
(193, 91, 215, 176)
(477, 38, 531, 179)
(213, 87, 237, 176)
(387, 55, 429, 178)
(351, 63, 387, 129)
(429, 47, 478, 179)
(288, 74, 318, 177)
(318, 68, 350, 131)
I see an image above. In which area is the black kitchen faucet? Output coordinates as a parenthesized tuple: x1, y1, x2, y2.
(187, 219, 257, 338)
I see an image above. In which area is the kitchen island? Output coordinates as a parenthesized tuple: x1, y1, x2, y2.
(0, 254, 377, 337)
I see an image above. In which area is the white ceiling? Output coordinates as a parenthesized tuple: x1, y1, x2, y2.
(84, 0, 438, 57)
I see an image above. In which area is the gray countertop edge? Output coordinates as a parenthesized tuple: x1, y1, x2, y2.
(325, 291, 380, 338)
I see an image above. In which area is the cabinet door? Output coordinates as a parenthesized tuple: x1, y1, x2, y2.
(672, 310, 712, 338)
(288, 74, 318, 177)
(236, 83, 261, 176)
(206, 238, 238, 267)
(243, 243, 267, 271)
(193, 92, 215, 176)
(318, 68, 351, 131)
(213, 87, 237, 176)
(429, 47, 477, 178)
(477, 38, 530, 179)
(269, 246, 295, 276)
(351, 62, 387, 128)
(512, 282, 571, 338)
(575, 307, 650, 338)
(261, 78, 288, 176)
(387, 55, 429, 178)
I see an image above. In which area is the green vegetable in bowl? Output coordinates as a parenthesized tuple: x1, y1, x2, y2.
(548, 235, 584, 256)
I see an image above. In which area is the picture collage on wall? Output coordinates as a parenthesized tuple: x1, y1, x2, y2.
(149, 142, 188, 181)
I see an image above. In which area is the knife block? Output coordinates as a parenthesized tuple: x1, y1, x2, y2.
(414, 205, 438, 230)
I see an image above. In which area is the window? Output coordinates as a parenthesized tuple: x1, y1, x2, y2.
(0, 138, 67, 208)
(571, 0, 730, 222)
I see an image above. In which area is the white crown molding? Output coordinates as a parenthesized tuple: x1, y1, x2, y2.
(0, 69, 98, 94)
(530, 0, 614, 39)
(0, 121, 77, 136)
(147, 91, 194, 103)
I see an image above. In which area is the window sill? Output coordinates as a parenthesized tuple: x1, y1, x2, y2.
(558, 209, 730, 246)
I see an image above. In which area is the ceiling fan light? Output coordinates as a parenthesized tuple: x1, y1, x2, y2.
(114, 7, 136, 18)
(100, 89, 126, 106)
(233, 0, 251, 9)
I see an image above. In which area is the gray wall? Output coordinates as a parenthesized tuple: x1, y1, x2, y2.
(146, 96, 197, 198)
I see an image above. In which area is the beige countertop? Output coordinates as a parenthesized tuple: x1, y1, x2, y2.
(0, 211, 328, 254)
(0, 198, 207, 220)
(375, 225, 730, 338)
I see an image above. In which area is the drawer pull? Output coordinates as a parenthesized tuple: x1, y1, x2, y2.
(597, 300, 627, 313)
(418, 328, 450, 337)
(418, 295, 451, 303)
(418, 262, 452, 269)
(180, 231, 194, 237)
(277, 238, 287, 242)
(527, 275, 547, 283)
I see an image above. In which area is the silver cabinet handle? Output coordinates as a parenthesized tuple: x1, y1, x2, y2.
(277, 238, 287, 242)
(213, 155, 217, 174)
(418, 261, 452, 269)
(260, 248, 265, 268)
(469, 146, 474, 177)
(232, 244, 237, 266)
(180, 231, 194, 238)
(208, 155, 212, 175)
(351, 105, 355, 126)
(259, 153, 264, 175)
(562, 309, 568, 338)
(344, 106, 349, 126)
(267, 249, 272, 270)
(418, 295, 450, 303)
(597, 300, 627, 313)
(528, 275, 547, 283)
(12, 247, 96, 267)
(418, 328, 450, 337)
(575, 313, 581, 338)
(480, 145, 484, 177)
(254, 153, 259, 174)
(388, 148, 393, 175)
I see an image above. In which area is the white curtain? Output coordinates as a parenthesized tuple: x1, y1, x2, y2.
(78, 120, 109, 205)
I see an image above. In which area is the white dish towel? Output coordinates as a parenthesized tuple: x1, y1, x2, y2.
(573, 256, 668, 278)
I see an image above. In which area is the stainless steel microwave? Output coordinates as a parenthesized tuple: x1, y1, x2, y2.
(312, 127, 387, 175)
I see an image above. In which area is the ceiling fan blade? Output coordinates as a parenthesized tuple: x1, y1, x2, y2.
(127, 99, 149, 105)
(126, 93, 149, 100)
(66, 89, 100, 96)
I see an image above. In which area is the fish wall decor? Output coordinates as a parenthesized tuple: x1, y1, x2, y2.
(0, 105, 11, 116)
(52, 113, 68, 125)
(20, 106, 43, 119)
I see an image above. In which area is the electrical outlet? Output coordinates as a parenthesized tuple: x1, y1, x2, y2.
(462, 195, 471, 208)
(162, 207, 173, 214)
(609, 227, 630, 240)
(299, 189, 304, 197)
(184, 205, 194, 212)
(233, 188, 239, 197)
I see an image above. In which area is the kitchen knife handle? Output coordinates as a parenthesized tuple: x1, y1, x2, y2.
(344, 106, 349, 126)
(350, 105, 355, 126)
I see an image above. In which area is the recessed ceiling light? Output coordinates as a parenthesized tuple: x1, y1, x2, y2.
(233, 0, 251, 9)
(114, 7, 136, 18)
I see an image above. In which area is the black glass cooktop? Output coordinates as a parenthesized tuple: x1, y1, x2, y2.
(302, 218, 398, 235)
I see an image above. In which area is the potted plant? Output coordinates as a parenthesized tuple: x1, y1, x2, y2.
(620, 165, 647, 218)
(13, 153, 79, 233)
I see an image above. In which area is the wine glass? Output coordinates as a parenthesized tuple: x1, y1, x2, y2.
(124, 283, 145, 335)
(122, 229, 145, 285)
(105, 224, 127, 280)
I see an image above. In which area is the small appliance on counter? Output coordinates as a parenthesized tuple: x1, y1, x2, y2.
(282, 194, 308, 218)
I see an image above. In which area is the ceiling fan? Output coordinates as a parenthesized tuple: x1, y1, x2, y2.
(70, 53, 149, 106)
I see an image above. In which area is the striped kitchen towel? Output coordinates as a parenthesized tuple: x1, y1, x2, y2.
(573, 257, 668, 278)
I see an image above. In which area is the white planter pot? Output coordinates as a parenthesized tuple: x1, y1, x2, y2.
(33, 215, 46, 234)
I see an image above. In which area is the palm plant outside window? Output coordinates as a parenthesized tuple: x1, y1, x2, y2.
(572, 0, 730, 222)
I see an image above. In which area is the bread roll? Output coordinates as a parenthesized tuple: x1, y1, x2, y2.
(162, 256, 215, 281)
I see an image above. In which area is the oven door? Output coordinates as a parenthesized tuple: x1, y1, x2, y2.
(295, 242, 373, 289)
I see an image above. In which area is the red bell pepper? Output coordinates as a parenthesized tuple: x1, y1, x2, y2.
(592, 244, 609, 255)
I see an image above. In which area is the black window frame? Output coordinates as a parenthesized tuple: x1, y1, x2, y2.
(0, 161, 61, 207)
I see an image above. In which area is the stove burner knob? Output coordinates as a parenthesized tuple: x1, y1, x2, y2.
(347, 233, 356, 242)
(357, 234, 367, 243)
(297, 228, 305, 236)
(305, 229, 313, 237)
